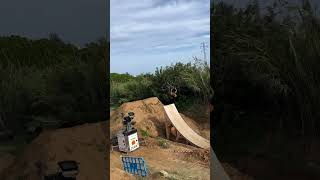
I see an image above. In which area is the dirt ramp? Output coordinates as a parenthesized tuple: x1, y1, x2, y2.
(110, 97, 168, 138)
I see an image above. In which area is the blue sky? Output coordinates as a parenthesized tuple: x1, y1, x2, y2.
(110, 0, 210, 75)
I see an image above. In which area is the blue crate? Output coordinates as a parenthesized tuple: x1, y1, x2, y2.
(121, 156, 148, 177)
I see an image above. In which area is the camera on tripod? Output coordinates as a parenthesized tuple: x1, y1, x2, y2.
(117, 111, 140, 153)
(123, 112, 135, 126)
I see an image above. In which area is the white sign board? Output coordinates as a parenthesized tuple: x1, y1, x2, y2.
(128, 132, 139, 151)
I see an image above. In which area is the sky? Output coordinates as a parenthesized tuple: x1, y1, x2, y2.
(0, 0, 108, 46)
(110, 0, 211, 75)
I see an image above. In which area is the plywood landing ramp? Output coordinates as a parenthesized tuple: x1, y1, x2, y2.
(163, 104, 210, 149)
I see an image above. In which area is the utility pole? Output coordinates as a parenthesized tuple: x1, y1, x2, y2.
(200, 42, 208, 61)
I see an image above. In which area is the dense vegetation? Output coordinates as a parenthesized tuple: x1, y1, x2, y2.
(110, 58, 211, 112)
(0, 35, 108, 141)
(212, 0, 320, 178)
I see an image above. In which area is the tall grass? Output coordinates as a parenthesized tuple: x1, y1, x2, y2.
(212, 0, 320, 136)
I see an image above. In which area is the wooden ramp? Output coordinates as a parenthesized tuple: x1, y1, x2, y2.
(163, 104, 210, 149)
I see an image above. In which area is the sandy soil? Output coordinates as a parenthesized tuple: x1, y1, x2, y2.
(0, 122, 108, 180)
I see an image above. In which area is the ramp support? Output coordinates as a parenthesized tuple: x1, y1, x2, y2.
(165, 122, 171, 140)
(165, 121, 183, 142)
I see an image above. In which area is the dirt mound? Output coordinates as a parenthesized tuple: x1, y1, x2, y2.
(110, 97, 168, 138)
(0, 122, 108, 180)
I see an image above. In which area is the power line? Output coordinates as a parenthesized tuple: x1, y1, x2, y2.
(200, 42, 208, 61)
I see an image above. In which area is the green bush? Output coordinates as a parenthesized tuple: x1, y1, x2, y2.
(0, 36, 108, 136)
(110, 59, 212, 108)
(140, 129, 150, 138)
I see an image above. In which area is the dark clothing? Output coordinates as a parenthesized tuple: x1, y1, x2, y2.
(168, 97, 176, 104)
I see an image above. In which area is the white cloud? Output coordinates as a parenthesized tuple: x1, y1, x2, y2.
(111, 0, 210, 74)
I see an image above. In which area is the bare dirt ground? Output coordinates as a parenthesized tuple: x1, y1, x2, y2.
(0, 122, 109, 180)
(110, 97, 211, 179)
(111, 138, 210, 180)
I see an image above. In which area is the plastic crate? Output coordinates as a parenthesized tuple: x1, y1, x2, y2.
(121, 156, 148, 177)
